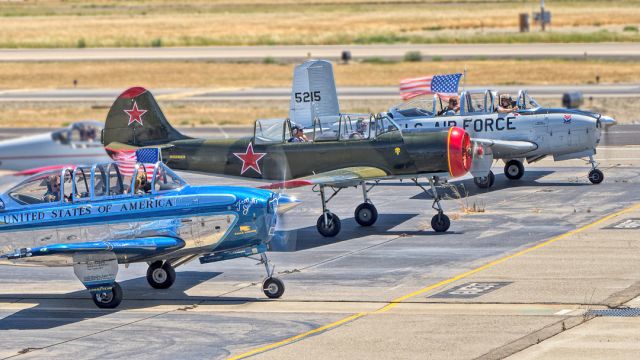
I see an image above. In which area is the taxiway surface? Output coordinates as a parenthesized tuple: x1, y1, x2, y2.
(1, 147, 640, 359)
(1, 43, 639, 62)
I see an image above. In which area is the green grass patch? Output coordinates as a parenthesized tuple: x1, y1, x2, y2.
(361, 57, 397, 64)
(404, 51, 422, 62)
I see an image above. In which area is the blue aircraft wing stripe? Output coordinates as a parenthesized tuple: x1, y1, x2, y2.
(26, 237, 185, 257)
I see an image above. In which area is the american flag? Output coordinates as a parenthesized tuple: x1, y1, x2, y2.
(399, 73, 462, 101)
(110, 148, 160, 180)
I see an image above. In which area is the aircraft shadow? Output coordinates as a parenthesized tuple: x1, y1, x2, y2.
(409, 170, 590, 200)
(0, 271, 265, 331)
(271, 213, 457, 252)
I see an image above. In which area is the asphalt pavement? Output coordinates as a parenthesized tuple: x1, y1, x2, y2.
(1, 151, 640, 359)
(1, 43, 639, 62)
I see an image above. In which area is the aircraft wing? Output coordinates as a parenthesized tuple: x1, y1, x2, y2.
(260, 166, 388, 189)
(1, 237, 185, 261)
(473, 138, 538, 157)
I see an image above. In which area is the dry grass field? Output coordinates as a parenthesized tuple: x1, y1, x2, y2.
(0, 59, 637, 89)
(1, 0, 640, 47)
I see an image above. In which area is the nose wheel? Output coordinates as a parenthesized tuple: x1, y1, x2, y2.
(504, 160, 525, 180)
(431, 213, 451, 233)
(146, 261, 176, 289)
(263, 277, 285, 299)
(412, 177, 452, 233)
(473, 170, 495, 188)
(259, 252, 285, 299)
(588, 168, 604, 184)
(587, 155, 603, 184)
(92, 282, 123, 309)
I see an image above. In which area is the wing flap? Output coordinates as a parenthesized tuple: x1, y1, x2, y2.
(260, 166, 388, 189)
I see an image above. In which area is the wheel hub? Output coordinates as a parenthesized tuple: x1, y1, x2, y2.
(359, 209, 372, 219)
(96, 291, 113, 303)
(152, 268, 167, 283)
(508, 165, 519, 176)
(266, 283, 278, 294)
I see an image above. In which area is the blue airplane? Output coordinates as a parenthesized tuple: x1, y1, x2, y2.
(0, 160, 299, 308)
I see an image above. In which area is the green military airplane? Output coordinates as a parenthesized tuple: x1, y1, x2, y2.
(102, 87, 474, 237)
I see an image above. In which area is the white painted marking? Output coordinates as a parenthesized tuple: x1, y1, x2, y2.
(554, 309, 572, 315)
(217, 125, 229, 139)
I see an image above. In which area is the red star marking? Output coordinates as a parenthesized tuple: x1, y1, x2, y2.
(124, 101, 147, 126)
(233, 143, 267, 175)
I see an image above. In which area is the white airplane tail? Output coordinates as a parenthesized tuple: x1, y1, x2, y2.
(289, 60, 340, 128)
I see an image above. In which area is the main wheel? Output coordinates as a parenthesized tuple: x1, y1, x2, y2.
(504, 160, 525, 180)
(316, 212, 341, 237)
(431, 213, 451, 233)
(473, 170, 495, 188)
(263, 277, 285, 299)
(146, 261, 176, 289)
(92, 282, 123, 309)
(588, 169, 604, 184)
(354, 202, 378, 226)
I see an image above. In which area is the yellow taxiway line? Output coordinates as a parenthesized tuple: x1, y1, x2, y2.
(228, 202, 640, 359)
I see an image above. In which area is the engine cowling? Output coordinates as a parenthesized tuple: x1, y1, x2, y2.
(447, 126, 472, 178)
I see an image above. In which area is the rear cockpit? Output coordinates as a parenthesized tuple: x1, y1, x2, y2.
(1, 161, 186, 209)
(253, 114, 400, 144)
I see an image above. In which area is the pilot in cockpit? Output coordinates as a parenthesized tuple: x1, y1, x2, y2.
(288, 125, 309, 143)
(134, 170, 152, 194)
(437, 97, 460, 116)
(497, 94, 517, 114)
(43, 175, 61, 202)
(349, 119, 368, 139)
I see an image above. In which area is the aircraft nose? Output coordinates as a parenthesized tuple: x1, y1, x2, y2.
(600, 116, 617, 128)
(274, 193, 301, 215)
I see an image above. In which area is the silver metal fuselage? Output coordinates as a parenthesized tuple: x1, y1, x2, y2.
(395, 109, 602, 161)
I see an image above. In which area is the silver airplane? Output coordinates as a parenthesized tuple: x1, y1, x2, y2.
(0, 121, 110, 174)
(387, 89, 616, 187)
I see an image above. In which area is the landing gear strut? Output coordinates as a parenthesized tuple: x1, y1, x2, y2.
(473, 170, 495, 189)
(146, 260, 176, 289)
(413, 177, 450, 233)
(504, 159, 525, 180)
(588, 155, 604, 184)
(354, 181, 378, 227)
(316, 185, 342, 237)
(260, 252, 284, 299)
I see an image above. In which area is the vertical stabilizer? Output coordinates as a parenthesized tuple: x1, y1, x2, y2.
(102, 87, 188, 147)
(289, 60, 340, 128)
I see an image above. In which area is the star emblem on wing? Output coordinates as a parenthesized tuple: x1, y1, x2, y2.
(233, 143, 267, 175)
(125, 101, 147, 126)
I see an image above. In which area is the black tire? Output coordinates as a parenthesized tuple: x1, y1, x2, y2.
(588, 169, 604, 184)
(316, 212, 341, 237)
(263, 277, 285, 299)
(504, 160, 525, 180)
(473, 170, 495, 188)
(431, 213, 451, 233)
(146, 261, 176, 289)
(354, 202, 378, 226)
(92, 282, 123, 309)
